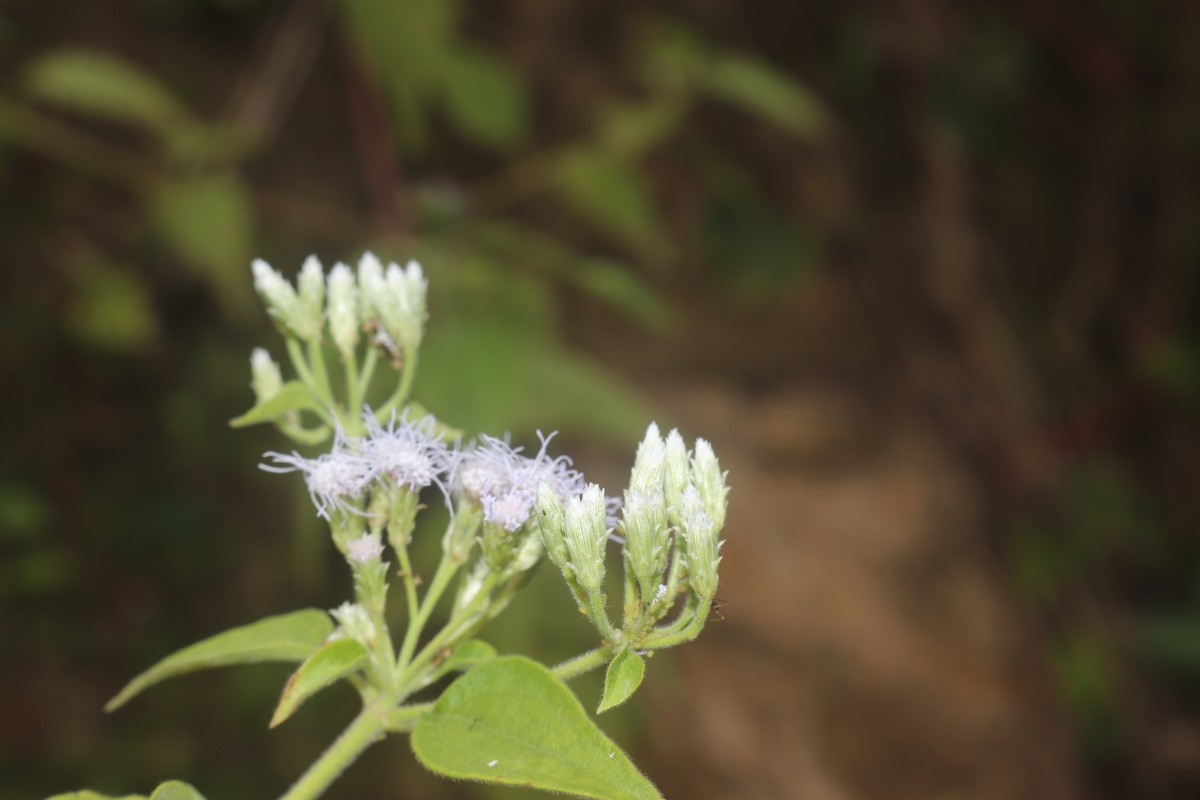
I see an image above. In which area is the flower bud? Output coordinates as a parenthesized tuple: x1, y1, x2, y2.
(250, 348, 282, 403)
(663, 429, 689, 526)
(622, 487, 669, 591)
(252, 259, 320, 341)
(357, 252, 385, 326)
(508, 529, 544, 576)
(327, 262, 359, 358)
(379, 260, 427, 350)
(535, 481, 570, 570)
(564, 484, 609, 595)
(330, 601, 376, 647)
(298, 255, 325, 333)
(346, 532, 384, 564)
(629, 423, 665, 494)
(679, 485, 722, 599)
(691, 438, 729, 532)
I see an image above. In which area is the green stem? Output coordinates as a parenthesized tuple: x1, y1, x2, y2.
(642, 597, 711, 650)
(397, 551, 458, 671)
(551, 646, 612, 681)
(342, 352, 361, 433)
(585, 590, 619, 644)
(383, 702, 434, 733)
(375, 345, 418, 419)
(278, 705, 386, 800)
(396, 572, 500, 690)
(355, 345, 379, 409)
(307, 339, 336, 410)
(285, 339, 335, 426)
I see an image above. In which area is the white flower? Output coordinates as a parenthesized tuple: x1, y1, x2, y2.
(362, 411, 456, 504)
(356, 253, 427, 351)
(261, 433, 373, 519)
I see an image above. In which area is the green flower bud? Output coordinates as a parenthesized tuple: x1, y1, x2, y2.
(535, 481, 570, 570)
(629, 422, 665, 494)
(327, 262, 359, 358)
(357, 252, 385, 326)
(330, 601, 376, 647)
(622, 487, 669, 591)
(663, 428, 689, 526)
(564, 484, 608, 595)
(379, 260, 427, 350)
(691, 438, 729, 532)
(679, 485, 722, 599)
(250, 347, 282, 402)
(297, 255, 325, 335)
(252, 258, 316, 340)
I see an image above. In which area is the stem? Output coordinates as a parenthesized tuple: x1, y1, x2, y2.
(355, 345, 379, 409)
(307, 339, 336, 410)
(396, 572, 500, 690)
(375, 345, 418, 419)
(286, 339, 335, 426)
(551, 646, 612, 681)
(396, 551, 458, 670)
(342, 352, 360, 428)
(642, 597, 712, 650)
(384, 702, 434, 733)
(585, 590, 619, 644)
(279, 705, 386, 800)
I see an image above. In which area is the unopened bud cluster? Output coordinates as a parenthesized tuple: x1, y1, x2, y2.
(536, 423, 729, 649)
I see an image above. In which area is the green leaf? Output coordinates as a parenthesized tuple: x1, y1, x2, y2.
(106, 609, 333, 712)
(598, 650, 645, 714)
(22, 49, 194, 134)
(65, 262, 158, 352)
(557, 149, 658, 253)
(704, 53, 828, 138)
(149, 174, 253, 312)
(148, 783, 206, 800)
(440, 47, 529, 150)
(270, 637, 368, 728)
(230, 381, 324, 428)
(46, 781, 205, 800)
(441, 639, 497, 672)
(420, 639, 499, 688)
(413, 656, 661, 799)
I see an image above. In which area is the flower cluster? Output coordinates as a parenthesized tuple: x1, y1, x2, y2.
(261, 411, 453, 520)
(251, 252, 427, 365)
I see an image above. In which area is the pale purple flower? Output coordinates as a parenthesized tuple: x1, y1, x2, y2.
(362, 411, 456, 505)
(261, 432, 373, 519)
(456, 431, 585, 531)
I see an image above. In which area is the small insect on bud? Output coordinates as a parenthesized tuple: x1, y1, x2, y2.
(327, 262, 359, 358)
(250, 348, 283, 403)
(563, 484, 609, 596)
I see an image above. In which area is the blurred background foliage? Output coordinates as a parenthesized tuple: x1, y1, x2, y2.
(2, 1, 1200, 799)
